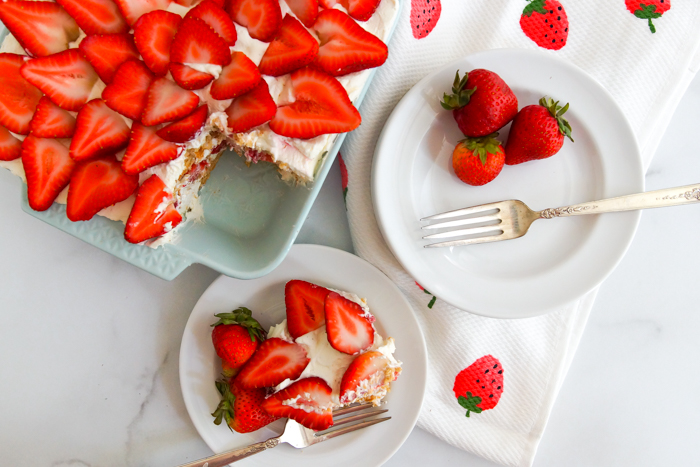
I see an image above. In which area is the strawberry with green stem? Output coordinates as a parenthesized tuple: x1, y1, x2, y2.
(625, 0, 670, 33)
(453, 355, 503, 417)
(452, 133, 505, 186)
(519, 0, 569, 50)
(211, 307, 266, 378)
(211, 378, 279, 433)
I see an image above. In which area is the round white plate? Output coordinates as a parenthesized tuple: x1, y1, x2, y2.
(372, 48, 644, 318)
(180, 244, 427, 467)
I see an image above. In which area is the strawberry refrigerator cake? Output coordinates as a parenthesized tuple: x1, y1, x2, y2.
(0, 0, 399, 246)
(211, 280, 402, 432)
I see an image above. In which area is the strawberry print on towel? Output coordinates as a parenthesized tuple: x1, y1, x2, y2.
(520, 0, 569, 50)
(410, 0, 441, 39)
(454, 355, 503, 417)
(625, 0, 670, 33)
(415, 282, 437, 308)
(339, 153, 348, 206)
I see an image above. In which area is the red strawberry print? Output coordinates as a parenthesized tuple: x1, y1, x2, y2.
(625, 0, 670, 33)
(520, 0, 569, 50)
(415, 282, 437, 309)
(338, 153, 348, 205)
(453, 355, 503, 417)
(410, 0, 441, 39)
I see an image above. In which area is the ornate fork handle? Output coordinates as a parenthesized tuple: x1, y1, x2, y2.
(538, 183, 700, 219)
(177, 437, 280, 467)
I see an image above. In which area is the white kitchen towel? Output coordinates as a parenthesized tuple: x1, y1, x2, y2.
(340, 1, 700, 466)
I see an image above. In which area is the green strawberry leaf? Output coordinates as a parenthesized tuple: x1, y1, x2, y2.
(211, 379, 236, 431)
(634, 4, 661, 33)
(522, 0, 547, 17)
(461, 133, 504, 165)
(211, 307, 266, 342)
(457, 391, 483, 417)
(441, 70, 476, 110)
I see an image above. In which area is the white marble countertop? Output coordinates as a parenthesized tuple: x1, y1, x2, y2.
(2, 72, 700, 467)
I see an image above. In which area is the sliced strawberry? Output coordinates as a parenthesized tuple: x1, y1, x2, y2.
(170, 17, 232, 67)
(142, 78, 200, 126)
(124, 174, 182, 243)
(285, 280, 331, 339)
(133, 10, 182, 77)
(258, 15, 318, 77)
(175, 0, 225, 7)
(0, 1, 79, 57)
(103, 60, 154, 122)
(0, 126, 23, 162)
(185, 0, 237, 46)
(21, 136, 75, 211)
(224, 80, 276, 133)
(78, 33, 140, 84)
(70, 99, 131, 161)
(66, 154, 138, 221)
(156, 105, 208, 143)
(114, 0, 171, 26)
(313, 9, 387, 77)
(319, 0, 380, 22)
(260, 377, 333, 431)
(210, 51, 260, 100)
(169, 63, 215, 91)
(0, 53, 43, 135)
(324, 291, 374, 355)
(121, 123, 179, 175)
(339, 350, 390, 405)
(236, 337, 309, 389)
(227, 0, 282, 42)
(284, 0, 318, 27)
(56, 0, 128, 35)
(270, 67, 360, 139)
(20, 49, 99, 112)
(29, 97, 77, 138)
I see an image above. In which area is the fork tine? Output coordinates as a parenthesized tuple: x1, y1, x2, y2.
(425, 234, 504, 248)
(421, 202, 501, 221)
(312, 417, 391, 444)
(423, 224, 502, 240)
(332, 409, 389, 427)
(422, 213, 501, 230)
(332, 402, 373, 417)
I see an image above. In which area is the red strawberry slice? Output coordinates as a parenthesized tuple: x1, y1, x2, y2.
(185, 0, 237, 46)
(0, 53, 43, 135)
(114, 0, 171, 26)
(339, 350, 390, 405)
(324, 291, 374, 355)
(269, 67, 360, 139)
(169, 63, 215, 91)
(21, 135, 75, 211)
(283, 0, 318, 28)
(133, 10, 182, 77)
(66, 154, 138, 221)
(210, 52, 261, 100)
(122, 123, 179, 175)
(410, 0, 441, 39)
(260, 377, 333, 431)
(56, 0, 128, 35)
(224, 79, 276, 133)
(20, 49, 99, 112)
(0, 0, 79, 57)
(70, 99, 131, 161)
(170, 17, 232, 67)
(142, 77, 201, 126)
(313, 9, 387, 77)
(258, 14, 318, 77)
(124, 174, 182, 243)
(29, 97, 77, 138)
(227, 0, 282, 43)
(0, 126, 23, 162)
(78, 33, 140, 84)
(156, 105, 208, 143)
(103, 60, 154, 122)
(285, 279, 331, 339)
(319, 0, 380, 22)
(236, 337, 310, 389)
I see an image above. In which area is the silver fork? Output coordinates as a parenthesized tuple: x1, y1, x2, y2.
(176, 403, 389, 467)
(421, 183, 700, 248)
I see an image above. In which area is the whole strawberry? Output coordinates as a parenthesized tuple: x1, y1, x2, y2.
(505, 96, 573, 165)
(625, 0, 670, 33)
(519, 0, 569, 50)
(452, 133, 505, 186)
(453, 355, 503, 417)
(211, 307, 266, 378)
(441, 69, 518, 137)
(211, 378, 280, 433)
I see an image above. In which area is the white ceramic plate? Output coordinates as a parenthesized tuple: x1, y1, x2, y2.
(372, 48, 644, 319)
(180, 244, 427, 467)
